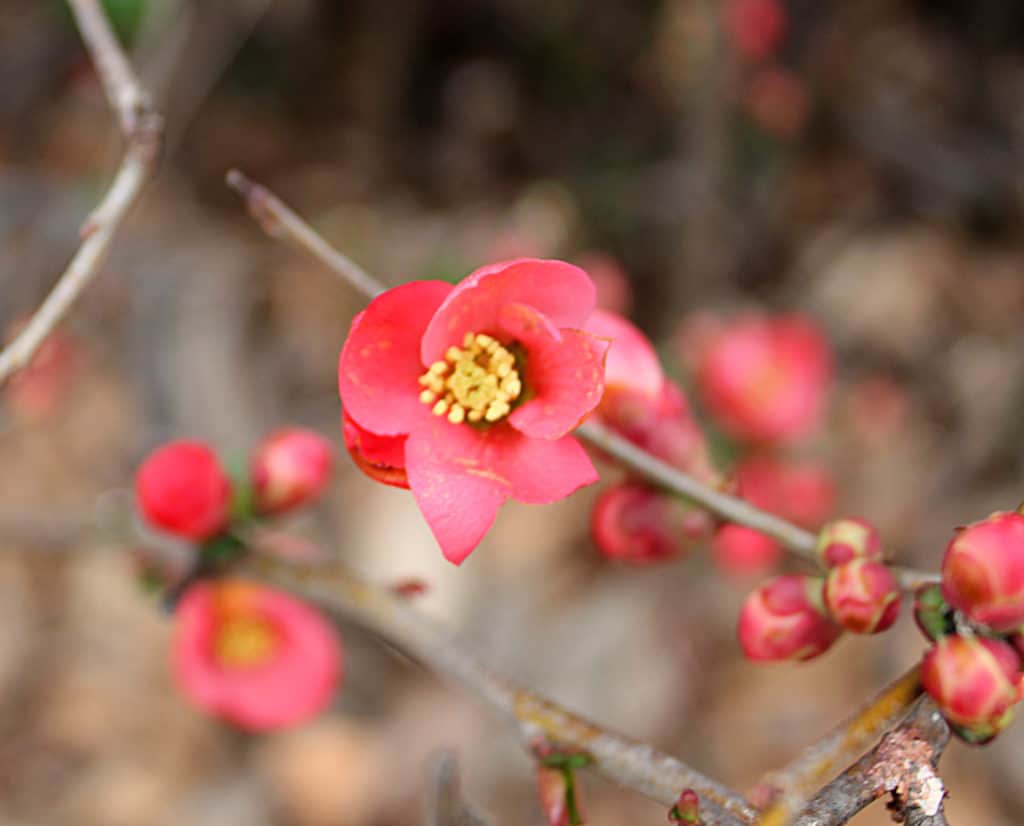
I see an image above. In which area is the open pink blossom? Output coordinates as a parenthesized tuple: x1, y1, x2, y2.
(338, 259, 608, 564)
(696, 314, 832, 444)
(173, 580, 342, 731)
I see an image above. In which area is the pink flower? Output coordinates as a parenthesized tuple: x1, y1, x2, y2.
(136, 440, 232, 541)
(338, 259, 608, 564)
(342, 410, 410, 489)
(173, 580, 342, 731)
(816, 517, 884, 568)
(921, 635, 1022, 736)
(738, 574, 842, 662)
(713, 524, 782, 578)
(696, 315, 832, 444)
(576, 252, 633, 315)
(942, 511, 1024, 632)
(251, 428, 334, 515)
(822, 560, 901, 634)
(591, 481, 710, 564)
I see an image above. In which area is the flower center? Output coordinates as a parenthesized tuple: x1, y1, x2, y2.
(214, 617, 278, 668)
(418, 332, 523, 424)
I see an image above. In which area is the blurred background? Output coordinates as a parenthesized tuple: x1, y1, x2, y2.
(2, 0, 1024, 823)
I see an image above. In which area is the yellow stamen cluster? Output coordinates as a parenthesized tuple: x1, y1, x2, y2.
(215, 617, 278, 668)
(418, 332, 523, 424)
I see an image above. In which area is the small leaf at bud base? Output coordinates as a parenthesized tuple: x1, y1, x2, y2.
(823, 560, 900, 634)
(136, 440, 232, 541)
(941, 511, 1024, 632)
(536, 765, 586, 826)
(948, 707, 1016, 746)
(737, 575, 843, 662)
(920, 635, 1024, 734)
(668, 789, 702, 823)
(251, 428, 334, 515)
(815, 517, 883, 568)
(591, 482, 710, 564)
(914, 584, 955, 642)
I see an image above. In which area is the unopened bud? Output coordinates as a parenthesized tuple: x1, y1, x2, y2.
(712, 524, 781, 578)
(136, 440, 232, 541)
(252, 428, 334, 515)
(941, 511, 1024, 631)
(738, 575, 842, 662)
(668, 789, 701, 823)
(815, 517, 883, 567)
(823, 560, 900, 634)
(921, 635, 1023, 734)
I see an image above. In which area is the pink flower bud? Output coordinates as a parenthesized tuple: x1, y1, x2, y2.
(669, 789, 701, 823)
(712, 524, 781, 578)
(535, 766, 580, 826)
(921, 635, 1023, 732)
(173, 580, 342, 731)
(823, 560, 900, 634)
(816, 517, 883, 568)
(136, 440, 232, 540)
(725, 0, 787, 61)
(252, 428, 334, 515)
(591, 482, 711, 564)
(941, 511, 1024, 631)
(696, 315, 832, 445)
(737, 575, 842, 662)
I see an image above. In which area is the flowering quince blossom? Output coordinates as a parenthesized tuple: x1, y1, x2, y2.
(339, 259, 608, 564)
(251, 428, 334, 515)
(173, 580, 342, 731)
(695, 314, 832, 445)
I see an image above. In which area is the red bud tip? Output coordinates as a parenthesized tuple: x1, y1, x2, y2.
(738, 575, 843, 662)
(136, 440, 232, 541)
(815, 517, 883, 567)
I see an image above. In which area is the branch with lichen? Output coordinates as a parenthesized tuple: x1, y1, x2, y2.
(237, 538, 757, 826)
(753, 666, 925, 824)
(0, 0, 163, 385)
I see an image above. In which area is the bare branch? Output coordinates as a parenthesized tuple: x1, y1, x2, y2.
(425, 752, 493, 826)
(226, 172, 942, 591)
(791, 698, 949, 826)
(0, 0, 163, 385)
(238, 542, 756, 826)
(755, 666, 925, 825)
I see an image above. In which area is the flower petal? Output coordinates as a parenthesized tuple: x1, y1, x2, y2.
(338, 281, 452, 436)
(420, 259, 596, 363)
(586, 309, 663, 400)
(493, 431, 599, 504)
(405, 418, 509, 565)
(341, 410, 409, 489)
(499, 302, 608, 440)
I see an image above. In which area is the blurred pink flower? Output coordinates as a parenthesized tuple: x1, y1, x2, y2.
(173, 581, 342, 731)
(338, 259, 607, 564)
(4, 323, 79, 421)
(251, 428, 334, 515)
(725, 0, 787, 61)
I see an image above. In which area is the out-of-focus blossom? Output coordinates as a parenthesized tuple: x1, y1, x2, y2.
(816, 517, 884, 568)
(252, 428, 334, 515)
(737, 574, 842, 662)
(921, 635, 1022, 743)
(744, 66, 808, 138)
(576, 251, 633, 315)
(338, 259, 606, 564)
(4, 323, 79, 421)
(942, 511, 1024, 632)
(591, 481, 711, 564)
(822, 560, 900, 634)
(724, 0, 787, 61)
(695, 314, 832, 445)
(136, 440, 232, 541)
(713, 455, 836, 578)
(173, 580, 342, 731)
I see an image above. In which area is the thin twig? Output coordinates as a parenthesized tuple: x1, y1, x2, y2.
(425, 752, 494, 826)
(754, 666, 924, 825)
(239, 543, 757, 826)
(225, 171, 941, 591)
(791, 698, 949, 826)
(0, 0, 163, 385)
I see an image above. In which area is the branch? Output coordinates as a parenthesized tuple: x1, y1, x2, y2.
(791, 698, 949, 826)
(226, 171, 941, 591)
(426, 752, 494, 826)
(238, 543, 757, 826)
(754, 666, 924, 825)
(0, 0, 163, 386)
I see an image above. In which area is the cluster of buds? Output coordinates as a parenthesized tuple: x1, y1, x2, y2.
(915, 511, 1024, 743)
(588, 310, 717, 564)
(738, 518, 900, 663)
(135, 430, 340, 731)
